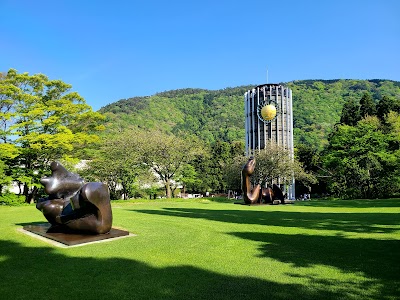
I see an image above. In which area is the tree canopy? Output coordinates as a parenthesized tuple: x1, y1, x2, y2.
(0, 69, 104, 202)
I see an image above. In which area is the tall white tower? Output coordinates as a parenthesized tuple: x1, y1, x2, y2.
(244, 84, 295, 199)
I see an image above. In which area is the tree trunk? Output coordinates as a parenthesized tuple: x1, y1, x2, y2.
(122, 183, 127, 200)
(23, 183, 29, 203)
(25, 186, 38, 204)
(171, 186, 178, 198)
(165, 180, 172, 198)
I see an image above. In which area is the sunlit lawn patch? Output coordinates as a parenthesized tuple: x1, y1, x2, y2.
(1, 198, 399, 299)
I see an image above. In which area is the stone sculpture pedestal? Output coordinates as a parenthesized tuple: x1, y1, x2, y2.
(23, 223, 130, 246)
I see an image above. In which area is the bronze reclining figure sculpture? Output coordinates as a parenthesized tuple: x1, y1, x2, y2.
(36, 161, 112, 234)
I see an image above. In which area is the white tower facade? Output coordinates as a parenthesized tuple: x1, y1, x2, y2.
(244, 84, 295, 199)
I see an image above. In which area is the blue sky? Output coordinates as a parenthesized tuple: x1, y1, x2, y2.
(1, 0, 399, 111)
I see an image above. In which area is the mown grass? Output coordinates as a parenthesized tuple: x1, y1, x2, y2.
(0, 198, 399, 300)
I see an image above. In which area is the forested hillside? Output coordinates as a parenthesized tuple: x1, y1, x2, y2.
(2, 69, 400, 201)
(100, 79, 400, 149)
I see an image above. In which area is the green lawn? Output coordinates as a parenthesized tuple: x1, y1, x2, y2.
(0, 198, 399, 300)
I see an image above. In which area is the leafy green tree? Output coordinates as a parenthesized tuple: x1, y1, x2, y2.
(324, 116, 399, 198)
(0, 69, 104, 202)
(340, 99, 360, 126)
(208, 141, 235, 192)
(222, 155, 247, 192)
(175, 164, 200, 195)
(386, 111, 400, 139)
(295, 144, 328, 195)
(380, 112, 400, 196)
(82, 129, 151, 200)
(224, 143, 316, 194)
(376, 95, 391, 121)
(139, 130, 205, 198)
(189, 140, 245, 193)
(295, 144, 320, 172)
(359, 92, 376, 118)
(0, 143, 19, 194)
(376, 95, 400, 122)
(251, 143, 316, 187)
(0, 79, 15, 143)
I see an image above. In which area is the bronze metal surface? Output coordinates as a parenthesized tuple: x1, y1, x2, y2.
(241, 157, 285, 205)
(36, 161, 113, 234)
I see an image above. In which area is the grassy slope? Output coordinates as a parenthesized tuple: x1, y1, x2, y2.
(0, 199, 399, 300)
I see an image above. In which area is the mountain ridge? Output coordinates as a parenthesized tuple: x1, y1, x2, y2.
(99, 79, 400, 149)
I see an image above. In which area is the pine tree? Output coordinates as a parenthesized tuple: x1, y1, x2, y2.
(359, 92, 376, 118)
(377, 95, 395, 121)
(340, 99, 360, 126)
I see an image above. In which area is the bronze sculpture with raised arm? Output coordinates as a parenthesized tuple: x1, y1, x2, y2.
(241, 157, 285, 205)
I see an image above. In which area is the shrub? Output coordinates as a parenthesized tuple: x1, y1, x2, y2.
(0, 193, 27, 206)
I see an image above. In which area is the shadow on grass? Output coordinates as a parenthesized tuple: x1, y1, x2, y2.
(298, 198, 400, 208)
(228, 231, 400, 299)
(130, 206, 400, 298)
(0, 239, 349, 300)
(132, 208, 400, 234)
